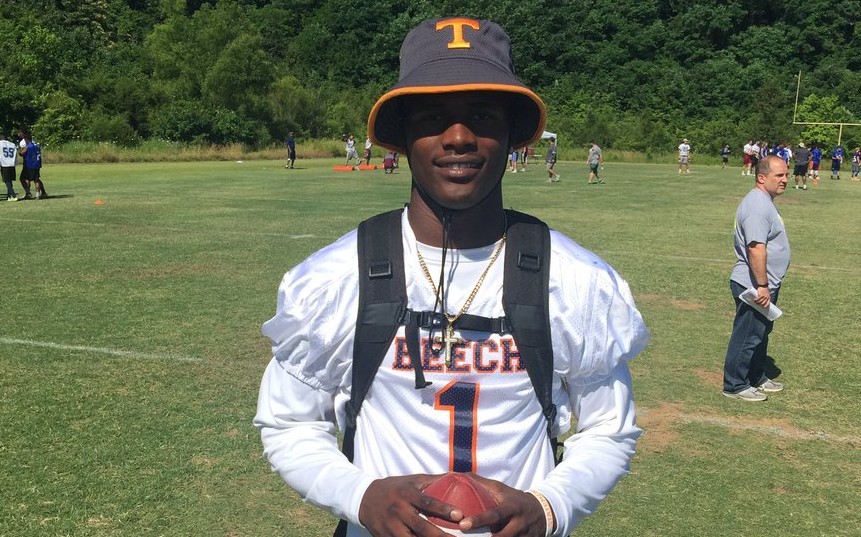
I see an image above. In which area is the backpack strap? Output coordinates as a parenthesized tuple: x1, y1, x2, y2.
(501, 211, 558, 451)
(342, 209, 408, 463)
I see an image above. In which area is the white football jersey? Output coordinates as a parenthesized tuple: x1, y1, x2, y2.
(255, 209, 649, 537)
(347, 238, 560, 488)
(0, 140, 16, 167)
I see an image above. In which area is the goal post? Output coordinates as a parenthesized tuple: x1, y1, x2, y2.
(793, 71, 861, 146)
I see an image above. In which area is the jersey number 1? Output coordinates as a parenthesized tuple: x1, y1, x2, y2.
(434, 381, 479, 473)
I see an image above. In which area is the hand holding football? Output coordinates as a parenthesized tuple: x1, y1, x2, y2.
(422, 473, 498, 536)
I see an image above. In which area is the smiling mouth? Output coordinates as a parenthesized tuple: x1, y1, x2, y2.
(439, 162, 481, 170)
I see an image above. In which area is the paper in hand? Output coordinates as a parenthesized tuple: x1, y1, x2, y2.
(739, 288, 783, 321)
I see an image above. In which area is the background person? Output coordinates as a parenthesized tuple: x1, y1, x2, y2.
(722, 155, 790, 402)
(1, 132, 19, 201)
(285, 132, 296, 169)
(18, 129, 46, 199)
(586, 142, 603, 184)
(792, 143, 810, 190)
(382, 151, 395, 174)
(809, 144, 823, 182)
(851, 147, 860, 181)
(254, 17, 649, 537)
(831, 144, 844, 179)
(678, 138, 691, 174)
(742, 140, 753, 175)
(345, 134, 360, 167)
(720, 144, 731, 169)
(364, 137, 373, 166)
(509, 146, 518, 172)
(545, 136, 560, 183)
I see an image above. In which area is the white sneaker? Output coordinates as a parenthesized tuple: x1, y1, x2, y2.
(722, 387, 767, 402)
(757, 379, 784, 393)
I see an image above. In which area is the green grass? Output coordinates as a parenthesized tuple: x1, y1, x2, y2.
(1, 159, 859, 536)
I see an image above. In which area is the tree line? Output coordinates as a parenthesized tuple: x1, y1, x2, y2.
(1, 0, 859, 155)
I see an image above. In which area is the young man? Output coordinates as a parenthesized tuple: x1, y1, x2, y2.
(345, 134, 360, 167)
(809, 144, 823, 182)
(586, 141, 603, 184)
(830, 145, 844, 180)
(678, 138, 691, 174)
(285, 132, 296, 169)
(851, 147, 860, 181)
(18, 129, 46, 199)
(742, 140, 753, 176)
(254, 18, 649, 537)
(723, 156, 790, 402)
(751, 140, 761, 169)
(720, 144, 731, 169)
(1, 132, 19, 201)
(545, 136, 560, 183)
(792, 143, 810, 190)
(364, 137, 373, 166)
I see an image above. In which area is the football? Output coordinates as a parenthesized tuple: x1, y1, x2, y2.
(421, 473, 498, 536)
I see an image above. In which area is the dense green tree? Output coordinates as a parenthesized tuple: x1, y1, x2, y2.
(1, 0, 858, 151)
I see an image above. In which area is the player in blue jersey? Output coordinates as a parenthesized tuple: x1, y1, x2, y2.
(808, 145, 823, 181)
(830, 145, 844, 180)
(18, 129, 47, 200)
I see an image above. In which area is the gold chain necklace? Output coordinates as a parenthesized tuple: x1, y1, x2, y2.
(415, 234, 506, 366)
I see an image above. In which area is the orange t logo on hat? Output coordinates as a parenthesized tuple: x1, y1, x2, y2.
(435, 18, 480, 49)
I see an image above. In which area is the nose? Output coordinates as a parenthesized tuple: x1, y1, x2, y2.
(441, 121, 477, 153)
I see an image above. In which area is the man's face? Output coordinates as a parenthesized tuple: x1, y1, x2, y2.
(402, 92, 511, 210)
(758, 158, 789, 197)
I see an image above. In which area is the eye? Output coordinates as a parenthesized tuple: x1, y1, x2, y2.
(412, 110, 445, 123)
(471, 110, 500, 121)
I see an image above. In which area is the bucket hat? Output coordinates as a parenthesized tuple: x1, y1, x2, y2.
(368, 18, 546, 153)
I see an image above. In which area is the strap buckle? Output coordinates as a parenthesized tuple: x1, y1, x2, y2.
(517, 251, 541, 272)
(368, 260, 392, 279)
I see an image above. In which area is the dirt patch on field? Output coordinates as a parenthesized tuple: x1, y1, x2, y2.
(637, 394, 861, 452)
(636, 402, 682, 453)
(637, 293, 705, 311)
(694, 367, 724, 389)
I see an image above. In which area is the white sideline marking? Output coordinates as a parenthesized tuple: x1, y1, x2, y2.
(601, 251, 858, 273)
(0, 337, 201, 363)
(677, 413, 861, 447)
(0, 218, 315, 239)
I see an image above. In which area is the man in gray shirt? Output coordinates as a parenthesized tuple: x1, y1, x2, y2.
(723, 155, 791, 401)
(792, 142, 811, 190)
(586, 142, 603, 185)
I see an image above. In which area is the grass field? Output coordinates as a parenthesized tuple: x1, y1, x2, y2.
(1, 158, 859, 536)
